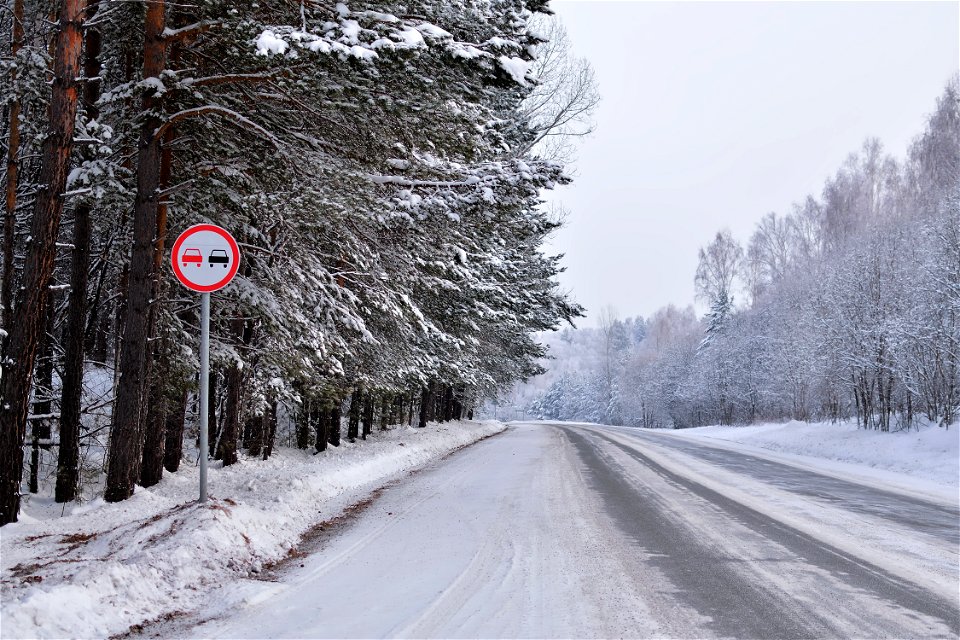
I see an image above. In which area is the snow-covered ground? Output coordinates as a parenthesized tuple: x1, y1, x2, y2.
(602, 425, 959, 606)
(174, 425, 666, 639)
(654, 420, 959, 503)
(136, 422, 959, 639)
(0, 420, 505, 639)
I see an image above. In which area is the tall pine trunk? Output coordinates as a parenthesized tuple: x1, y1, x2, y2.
(262, 400, 277, 459)
(347, 389, 360, 441)
(361, 394, 373, 439)
(314, 403, 328, 453)
(453, 392, 463, 421)
(217, 317, 251, 466)
(295, 402, 311, 450)
(245, 414, 263, 457)
(218, 359, 243, 464)
(389, 394, 401, 426)
(418, 385, 432, 428)
(328, 403, 341, 447)
(57, 0, 101, 503)
(56, 206, 91, 501)
(442, 385, 454, 422)
(163, 387, 186, 472)
(105, 0, 167, 502)
(2, 0, 24, 332)
(138, 125, 174, 486)
(29, 304, 55, 494)
(138, 339, 169, 487)
(207, 367, 219, 457)
(0, 0, 87, 525)
(379, 394, 390, 431)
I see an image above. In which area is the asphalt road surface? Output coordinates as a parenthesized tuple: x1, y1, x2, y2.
(151, 422, 960, 639)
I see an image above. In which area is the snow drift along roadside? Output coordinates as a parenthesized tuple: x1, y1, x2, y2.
(659, 420, 959, 494)
(0, 420, 506, 639)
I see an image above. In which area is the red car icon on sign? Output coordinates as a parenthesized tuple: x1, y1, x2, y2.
(208, 249, 229, 268)
(182, 248, 203, 267)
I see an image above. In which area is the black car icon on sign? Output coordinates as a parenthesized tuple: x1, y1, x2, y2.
(208, 249, 229, 268)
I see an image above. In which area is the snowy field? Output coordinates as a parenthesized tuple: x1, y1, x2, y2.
(655, 420, 959, 502)
(0, 420, 505, 639)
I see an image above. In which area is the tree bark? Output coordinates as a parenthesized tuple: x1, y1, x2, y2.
(443, 385, 454, 422)
(207, 366, 219, 458)
(138, 123, 175, 485)
(2, 0, 24, 332)
(56, 0, 102, 503)
(347, 389, 360, 441)
(389, 394, 401, 426)
(0, 0, 87, 525)
(295, 401, 310, 450)
(262, 400, 277, 459)
(56, 218, 91, 499)
(379, 394, 391, 431)
(112, 263, 127, 369)
(30, 303, 55, 494)
(85, 228, 116, 363)
(314, 402, 328, 453)
(140, 328, 177, 486)
(361, 394, 373, 439)
(163, 387, 186, 472)
(139, 368, 167, 487)
(418, 385, 432, 428)
(245, 413, 263, 457)
(431, 382, 441, 422)
(56, 200, 90, 499)
(90, 293, 109, 363)
(218, 355, 243, 464)
(328, 403, 342, 447)
(105, 0, 167, 502)
(217, 312, 252, 467)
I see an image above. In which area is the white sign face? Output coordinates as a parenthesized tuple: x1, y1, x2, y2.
(171, 224, 241, 292)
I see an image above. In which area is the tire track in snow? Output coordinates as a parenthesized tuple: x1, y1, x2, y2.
(173, 425, 661, 639)
(559, 425, 959, 638)
(626, 428, 960, 544)
(557, 425, 833, 639)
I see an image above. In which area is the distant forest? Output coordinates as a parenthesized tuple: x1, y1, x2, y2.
(524, 78, 959, 432)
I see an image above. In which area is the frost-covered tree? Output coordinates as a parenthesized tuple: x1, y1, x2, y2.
(0, 0, 88, 525)
(0, 0, 585, 522)
(524, 77, 959, 435)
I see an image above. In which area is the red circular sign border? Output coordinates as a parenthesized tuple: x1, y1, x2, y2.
(170, 223, 241, 293)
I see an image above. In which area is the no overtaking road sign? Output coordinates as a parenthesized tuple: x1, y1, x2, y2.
(170, 223, 240, 504)
(171, 223, 240, 292)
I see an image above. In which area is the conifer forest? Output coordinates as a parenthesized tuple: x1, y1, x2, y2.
(1, 3, 958, 639)
(0, 0, 588, 525)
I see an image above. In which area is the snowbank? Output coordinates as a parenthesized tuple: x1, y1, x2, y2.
(662, 420, 959, 494)
(0, 420, 505, 639)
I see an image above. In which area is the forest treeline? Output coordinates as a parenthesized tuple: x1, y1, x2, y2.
(532, 79, 959, 432)
(0, 0, 596, 525)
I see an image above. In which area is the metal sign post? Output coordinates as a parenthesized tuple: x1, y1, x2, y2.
(198, 292, 210, 502)
(170, 224, 240, 503)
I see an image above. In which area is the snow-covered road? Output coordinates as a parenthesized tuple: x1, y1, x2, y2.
(145, 422, 959, 639)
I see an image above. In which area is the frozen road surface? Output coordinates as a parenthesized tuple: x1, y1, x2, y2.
(155, 422, 959, 639)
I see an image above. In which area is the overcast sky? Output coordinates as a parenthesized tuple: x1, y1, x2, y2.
(543, 1, 959, 327)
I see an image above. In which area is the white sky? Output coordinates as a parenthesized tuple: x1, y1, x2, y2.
(544, 1, 960, 326)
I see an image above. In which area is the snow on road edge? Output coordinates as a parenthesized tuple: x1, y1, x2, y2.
(641, 421, 959, 504)
(1, 420, 506, 640)
(595, 427, 960, 603)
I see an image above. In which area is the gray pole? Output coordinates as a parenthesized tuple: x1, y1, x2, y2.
(198, 291, 210, 503)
